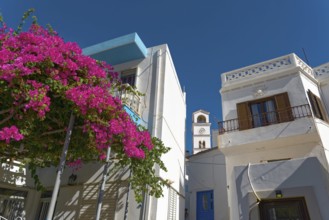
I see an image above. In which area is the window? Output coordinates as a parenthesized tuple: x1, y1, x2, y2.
(0, 188, 28, 220)
(237, 93, 293, 130)
(168, 188, 177, 220)
(250, 99, 277, 127)
(197, 115, 206, 123)
(36, 191, 52, 220)
(259, 198, 310, 220)
(121, 69, 136, 86)
(307, 90, 328, 122)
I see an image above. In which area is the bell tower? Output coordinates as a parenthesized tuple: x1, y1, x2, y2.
(192, 110, 211, 154)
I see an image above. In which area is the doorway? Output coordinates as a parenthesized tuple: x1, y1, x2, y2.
(197, 190, 214, 220)
(259, 197, 310, 220)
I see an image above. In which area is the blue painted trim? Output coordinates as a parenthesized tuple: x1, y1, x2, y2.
(123, 105, 141, 126)
(82, 33, 147, 65)
(134, 33, 148, 58)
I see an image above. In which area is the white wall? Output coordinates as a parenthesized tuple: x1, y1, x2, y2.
(186, 149, 229, 220)
(155, 45, 186, 220)
(193, 112, 209, 123)
(234, 157, 329, 220)
(219, 60, 329, 219)
(221, 73, 308, 121)
(113, 44, 186, 220)
(314, 119, 329, 169)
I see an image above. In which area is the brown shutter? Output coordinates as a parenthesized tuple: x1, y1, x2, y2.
(307, 90, 329, 122)
(237, 102, 251, 130)
(316, 96, 329, 122)
(275, 92, 293, 123)
(308, 90, 321, 119)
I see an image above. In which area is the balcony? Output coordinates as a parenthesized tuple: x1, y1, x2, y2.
(221, 54, 314, 90)
(218, 104, 312, 134)
(120, 89, 141, 116)
(113, 84, 142, 125)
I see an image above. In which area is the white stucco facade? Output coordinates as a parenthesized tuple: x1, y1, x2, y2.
(187, 53, 329, 220)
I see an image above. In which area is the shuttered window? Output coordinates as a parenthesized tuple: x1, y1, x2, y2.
(237, 92, 293, 130)
(237, 102, 252, 130)
(307, 90, 329, 122)
(168, 188, 177, 220)
(275, 93, 292, 123)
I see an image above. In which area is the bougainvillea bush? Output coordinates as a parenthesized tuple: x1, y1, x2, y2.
(0, 11, 169, 201)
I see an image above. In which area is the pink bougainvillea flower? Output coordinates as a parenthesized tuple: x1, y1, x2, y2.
(0, 126, 24, 144)
(0, 23, 153, 161)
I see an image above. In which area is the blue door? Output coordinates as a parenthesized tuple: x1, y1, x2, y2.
(197, 190, 214, 220)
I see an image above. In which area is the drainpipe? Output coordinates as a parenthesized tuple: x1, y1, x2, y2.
(141, 48, 164, 220)
(123, 170, 132, 220)
(46, 113, 75, 220)
(95, 146, 112, 220)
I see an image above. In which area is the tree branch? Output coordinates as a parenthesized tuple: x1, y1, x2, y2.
(0, 112, 14, 125)
(41, 126, 83, 136)
(0, 104, 25, 115)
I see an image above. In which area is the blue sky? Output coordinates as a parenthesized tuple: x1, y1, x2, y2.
(2, 0, 329, 153)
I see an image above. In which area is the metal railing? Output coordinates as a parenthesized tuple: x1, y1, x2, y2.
(120, 90, 141, 115)
(218, 104, 312, 134)
(112, 84, 141, 116)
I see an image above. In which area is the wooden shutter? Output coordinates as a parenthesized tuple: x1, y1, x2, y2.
(308, 90, 321, 119)
(237, 102, 251, 130)
(308, 90, 329, 122)
(316, 95, 329, 122)
(275, 93, 293, 123)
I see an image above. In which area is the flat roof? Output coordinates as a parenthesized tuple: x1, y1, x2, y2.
(83, 33, 147, 65)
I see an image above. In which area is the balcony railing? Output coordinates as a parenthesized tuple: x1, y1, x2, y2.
(113, 84, 141, 116)
(120, 90, 141, 115)
(218, 104, 312, 134)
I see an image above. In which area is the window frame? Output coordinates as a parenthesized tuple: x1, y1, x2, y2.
(237, 92, 293, 130)
(259, 197, 311, 220)
(197, 115, 206, 123)
(120, 68, 137, 87)
(249, 96, 277, 128)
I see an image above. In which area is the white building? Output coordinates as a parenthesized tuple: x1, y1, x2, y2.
(0, 33, 186, 220)
(192, 110, 212, 155)
(187, 53, 329, 220)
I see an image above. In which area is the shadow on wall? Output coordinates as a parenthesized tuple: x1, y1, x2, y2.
(0, 161, 27, 185)
(54, 166, 130, 220)
(235, 157, 329, 220)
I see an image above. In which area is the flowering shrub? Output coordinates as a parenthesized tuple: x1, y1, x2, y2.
(0, 126, 24, 143)
(0, 11, 169, 201)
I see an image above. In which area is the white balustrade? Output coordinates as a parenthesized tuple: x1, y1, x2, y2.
(222, 54, 315, 86)
(314, 63, 329, 77)
(293, 54, 314, 77)
(112, 84, 141, 116)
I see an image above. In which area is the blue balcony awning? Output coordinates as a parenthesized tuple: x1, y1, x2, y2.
(83, 33, 147, 65)
(124, 105, 141, 126)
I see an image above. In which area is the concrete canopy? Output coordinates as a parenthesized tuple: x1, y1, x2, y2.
(83, 33, 147, 65)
